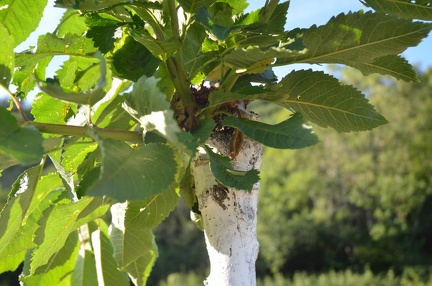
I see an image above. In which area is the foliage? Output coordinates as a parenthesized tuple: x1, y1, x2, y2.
(0, 0, 431, 284)
(257, 67, 432, 276)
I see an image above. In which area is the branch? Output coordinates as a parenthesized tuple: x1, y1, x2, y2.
(21, 121, 143, 143)
(1, 83, 28, 121)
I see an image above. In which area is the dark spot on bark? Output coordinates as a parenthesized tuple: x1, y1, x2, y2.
(211, 184, 229, 210)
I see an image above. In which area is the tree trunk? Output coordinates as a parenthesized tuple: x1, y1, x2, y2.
(192, 110, 262, 286)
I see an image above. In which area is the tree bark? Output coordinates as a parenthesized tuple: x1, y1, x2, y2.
(192, 110, 262, 286)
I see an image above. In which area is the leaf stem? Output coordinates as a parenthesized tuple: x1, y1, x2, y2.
(0, 83, 28, 121)
(20, 121, 143, 143)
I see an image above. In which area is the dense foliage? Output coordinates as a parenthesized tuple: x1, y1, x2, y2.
(0, 0, 431, 285)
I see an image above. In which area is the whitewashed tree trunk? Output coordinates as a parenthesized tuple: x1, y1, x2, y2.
(192, 110, 262, 286)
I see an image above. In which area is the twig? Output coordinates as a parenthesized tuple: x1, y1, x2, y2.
(0, 84, 28, 121)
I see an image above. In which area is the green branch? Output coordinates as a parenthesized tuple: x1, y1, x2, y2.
(22, 121, 143, 143)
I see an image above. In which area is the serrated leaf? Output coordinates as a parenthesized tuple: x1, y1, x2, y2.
(124, 247, 157, 286)
(72, 248, 98, 286)
(0, 23, 14, 86)
(223, 113, 319, 149)
(62, 142, 98, 173)
(361, 0, 432, 21)
(261, 1, 289, 33)
(191, 118, 217, 146)
(196, 7, 237, 40)
(56, 10, 87, 37)
(275, 12, 432, 70)
(90, 220, 130, 286)
(88, 140, 177, 202)
(124, 76, 170, 116)
(112, 36, 161, 81)
(15, 33, 96, 68)
(125, 185, 179, 229)
(30, 197, 109, 273)
(93, 93, 135, 130)
(208, 70, 388, 132)
(351, 54, 419, 82)
(177, 0, 217, 13)
(0, 106, 44, 165)
(203, 145, 259, 191)
(124, 76, 200, 155)
(0, 0, 47, 46)
(219, 0, 248, 15)
(55, 0, 127, 11)
(109, 203, 156, 267)
(31, 93, 70, 124)
(132, 31, 181, 60)
(21, 231, 80, 285)
(181, 22, 207, 78)
(275, 70, 388, 132)
(85, 13, 123, 53)
(0, 173, 64, 272)
(39, 52, 107, 106)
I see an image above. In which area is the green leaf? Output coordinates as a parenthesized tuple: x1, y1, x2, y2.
(0, 106, 44, 165)
(261, 1, 289, 33)
(177, 0, 217, 13)
(209, 70, 388, 132)
(181, 22, 207, 79)
(0, 0, 47, 46)
(196, 7, 237, 41)
(361, 0, 432, 21)
(93, 91, 135, 130)
(89, 220, 130, 286)
(223, 113, 319, 149)
(124, 76, 200, 155)
(124, 248, 158, 286)
(109, 193, 171, 283)
(31, 93, 70, 124)
(132, 31, 181, 60)
(191, 118, 217, 146)
(56, 10, 87, 37)
(72, 248, 98, 286)
(0, 23, 14, 86)
(55, 0, 128, 11)
(124, 76, 170, 116)
(62, 142, 98, 173)
(15, 33, 97, 68)
(21, 231, 80, 285)
(276, 70, 388, 132)
(203, 145, 259, 191)
(0, 151, 19, 171)
(14, 33, 97, 94)
(38, 52, 107, 106)
(85, 13, 124, 53)
(218, 0, 248, 15)
(0, 172, 64, 272)
(125, 185, 179, 229)
(110, 203, 156, 268)
(351, 54, 419, 82)
(112, 36, 161, 81)
(275, 12, 432, 70)
(30, 197, 109, 273)
(88, 140, 177, 202)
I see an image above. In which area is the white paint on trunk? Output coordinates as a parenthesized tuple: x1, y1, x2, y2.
(192, 110, 262, 286)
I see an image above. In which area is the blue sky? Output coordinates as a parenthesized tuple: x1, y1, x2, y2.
(3, 0, 432, 100)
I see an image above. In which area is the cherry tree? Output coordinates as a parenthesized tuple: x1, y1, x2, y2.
(0, 0, 431, 285)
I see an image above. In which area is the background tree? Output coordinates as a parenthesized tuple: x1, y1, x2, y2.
(258, 66, 432, 278)
(0, 0, 431, 285)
